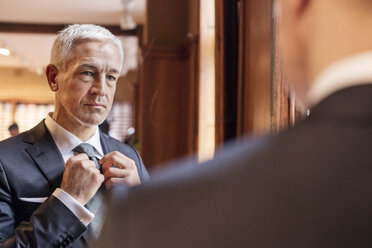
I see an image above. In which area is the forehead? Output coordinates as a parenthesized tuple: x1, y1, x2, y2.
(69, 40, 122, 70)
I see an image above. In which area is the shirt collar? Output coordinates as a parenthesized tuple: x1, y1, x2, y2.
(307, 51, 372, 107)
(45, 113, 104, 157)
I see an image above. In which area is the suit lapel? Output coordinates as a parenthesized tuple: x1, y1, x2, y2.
(100, 132, 114, 155)
(24, 120, 65, 189)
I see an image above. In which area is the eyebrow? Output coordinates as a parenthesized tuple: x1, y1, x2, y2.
(80, 63, 120, 74)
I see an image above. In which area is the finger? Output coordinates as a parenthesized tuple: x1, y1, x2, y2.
(67, 153, 89, 165)
(99, 152, 121, 168)
(101, 152, 135, 171)
(104, 177, 130, 189)
(99, 151, 116, 164)
(100, 151, 133, 168)
(78, 159, 98, 170)
(89, 164, 103, 174)
(74, 153, 90, 160)
(103, 167, 129, 180)
(67, 160, 98, 175)
(96, 173, 105, 184)
(101, 158, 122, 172)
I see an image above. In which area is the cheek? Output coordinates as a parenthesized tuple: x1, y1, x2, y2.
(279, 28, 292, 73)
(280, 36, 297, 77)
(280, 17, 304, 80)
(280, 35, 308, 103)
(59, 86, 87, 110)
(106, 86, 116, 101)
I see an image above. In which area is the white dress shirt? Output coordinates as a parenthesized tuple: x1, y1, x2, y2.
(308, 51, 372, 107)
(45, 113, 104, 226)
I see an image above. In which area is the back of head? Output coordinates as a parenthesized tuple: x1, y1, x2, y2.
(8, 123, 18, 131)
(279, 0, 372, 104)
(8, 122, 19, 136)
(50, 24, 124, 72)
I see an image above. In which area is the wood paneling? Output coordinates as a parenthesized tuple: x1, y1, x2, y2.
(0, 22, 140, 36)
(237, 0, 273, 136)
(137, 42, 198, 169)
(146, 0, 190, 46)
(136, 0, 199, 169)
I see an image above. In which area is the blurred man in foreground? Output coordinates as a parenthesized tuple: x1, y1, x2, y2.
(97, 0, 372, 247)
(0, 24, 149, 247)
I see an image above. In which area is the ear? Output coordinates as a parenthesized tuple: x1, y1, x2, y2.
(280, 0, 311, 22)
(295, 0, 311, 16)
(46, 64, 59, 92)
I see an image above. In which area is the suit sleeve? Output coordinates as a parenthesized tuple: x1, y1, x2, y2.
(0, 162, 87, 248)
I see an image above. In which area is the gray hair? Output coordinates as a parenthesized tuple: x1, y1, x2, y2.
(50, 24, 124, 71)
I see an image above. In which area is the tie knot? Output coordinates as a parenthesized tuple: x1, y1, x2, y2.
(73, 143, 96, 158)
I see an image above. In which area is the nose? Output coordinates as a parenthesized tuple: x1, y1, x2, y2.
(91, 75, 107, 96)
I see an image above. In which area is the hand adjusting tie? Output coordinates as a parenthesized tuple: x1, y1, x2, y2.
(72, 143, 106, 243)
(73, 143, 102, 173)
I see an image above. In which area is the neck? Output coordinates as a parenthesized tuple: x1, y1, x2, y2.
(306, 1, 372, 86)
(51, 112, 97, 142)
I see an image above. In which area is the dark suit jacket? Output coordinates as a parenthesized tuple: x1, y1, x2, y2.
(0, 120, 149, 248)
(96, 84, 372, 248)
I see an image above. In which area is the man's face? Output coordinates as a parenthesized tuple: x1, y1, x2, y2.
(54, 40, 121, 128)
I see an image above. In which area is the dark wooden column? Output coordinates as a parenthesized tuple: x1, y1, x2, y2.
(136, 0, 198, 169)
(215, 0, 240, 145)
(236, 0, 274, 136)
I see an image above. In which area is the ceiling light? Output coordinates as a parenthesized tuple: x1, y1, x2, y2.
(120, 0, 137, 30)
(0, 48, 10, 56)
(120, 11, 136, 30)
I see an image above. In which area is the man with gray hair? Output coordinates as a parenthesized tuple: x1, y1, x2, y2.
(0, 24, 149, 247)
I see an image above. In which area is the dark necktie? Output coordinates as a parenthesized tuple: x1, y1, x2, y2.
(73, 143, 102, 173)
(73, 143, 107, 245)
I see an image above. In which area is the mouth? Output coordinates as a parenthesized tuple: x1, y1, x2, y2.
(85, 103, 106, 109)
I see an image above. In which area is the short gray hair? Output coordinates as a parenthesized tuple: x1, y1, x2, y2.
(50, 24, 124, 71)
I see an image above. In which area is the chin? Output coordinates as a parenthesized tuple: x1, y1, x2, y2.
(76, 115, 106, 127)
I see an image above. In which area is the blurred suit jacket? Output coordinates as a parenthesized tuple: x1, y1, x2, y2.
(96, 84, 372, 248)
(0, 120, 149, 248)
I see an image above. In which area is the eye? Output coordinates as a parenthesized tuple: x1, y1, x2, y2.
(107, 75, 117, 81)
(82, 71, 94, 77)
